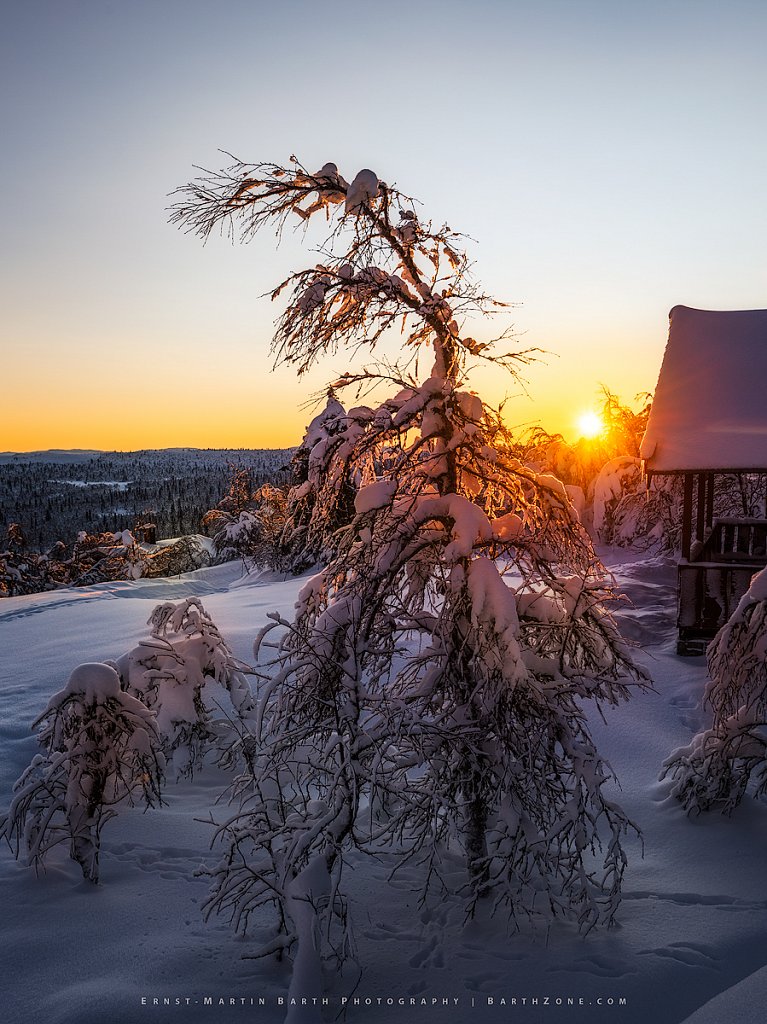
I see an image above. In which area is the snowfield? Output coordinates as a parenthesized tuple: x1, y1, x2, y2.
(2, 554, 767, 1024)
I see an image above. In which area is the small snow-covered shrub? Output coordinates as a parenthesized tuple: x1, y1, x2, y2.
(0, 663, 164, 883)
(662, 566, 767, 813)
(205, 508, 262, 561)
(607, 480, 681, 552)
(70, 529, 150, 584)
(1, 599, 253, 884)
(0, 526, 160, 597)
(0, 524, 68, 596)
(113, 597, 255, 774)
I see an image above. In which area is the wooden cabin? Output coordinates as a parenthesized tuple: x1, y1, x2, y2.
(640, 305, 767, 655)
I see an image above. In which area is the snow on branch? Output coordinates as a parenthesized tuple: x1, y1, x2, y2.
(170, 155, 526, 381)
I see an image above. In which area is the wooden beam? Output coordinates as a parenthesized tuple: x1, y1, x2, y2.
(682, 473, 694, 559)
(705, 473, 715, 531)
(696, 473, 706, 543)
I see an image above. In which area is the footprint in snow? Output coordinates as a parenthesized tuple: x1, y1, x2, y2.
(624, 890, 767, 911)
(638, 943, 720, 968)
(547, 955, 637, 978)
(360, 925, 420, 942)
(459, 942, 527, 963)
(407, 979, 427, 995)
(409, 934, 438, 968)
(463, 972, 501, 992)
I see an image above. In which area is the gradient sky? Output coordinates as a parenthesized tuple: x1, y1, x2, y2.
(2, 0, 766, 451)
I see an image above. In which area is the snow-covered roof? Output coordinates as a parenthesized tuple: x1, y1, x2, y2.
(640, 305, 767, 473)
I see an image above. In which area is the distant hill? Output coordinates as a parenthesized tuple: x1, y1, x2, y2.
(0, 447, 293, 465)
(0, 448, 295, 549)
(0, 449, 105, 465)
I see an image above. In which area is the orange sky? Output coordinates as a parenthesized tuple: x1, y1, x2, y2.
(3, 2, 765, 454)
(3, 319, 659, 452)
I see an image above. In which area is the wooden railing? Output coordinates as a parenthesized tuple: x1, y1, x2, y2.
(696, 517, 767, 562)
(678, 518, 767, 654)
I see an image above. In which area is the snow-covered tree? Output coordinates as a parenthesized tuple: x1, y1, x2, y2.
(112, 597, 255, 775)
(510, 390, 682, 549)
(592, 457, 680, 550)
(662, 566, 767, 814)
(0, 663, 164, 883)
(204, 483, 288, 568)
(172, 157, 646, 982)
(277, 391, 367, 573)
(592, 457, 644, 542)
(598, 387, 652, 459)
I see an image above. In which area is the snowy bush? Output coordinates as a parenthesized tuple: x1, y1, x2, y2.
(113, 597, 255, 775)
(662, 566, 767, 813)
(70, 529, 150, 583)
(0, 524, 73, 596)
(614, 482, 681, 551)
(204, 507, 261, 561)
(1, 597, 254, 885)
(0, 663, 164, 883)
(172, 155, 646, 996)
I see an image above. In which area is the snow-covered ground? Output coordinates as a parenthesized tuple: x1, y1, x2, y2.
(2, 553, 767, 1024)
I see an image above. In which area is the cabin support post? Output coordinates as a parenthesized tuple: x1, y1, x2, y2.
(695, 473, 706, 546)
(705, 473, 715, 531)
(681, 473, 694, 560)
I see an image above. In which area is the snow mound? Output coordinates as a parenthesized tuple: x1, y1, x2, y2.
(680, 964, 767, 1023)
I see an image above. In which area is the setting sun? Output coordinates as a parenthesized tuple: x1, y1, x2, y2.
(576, 410, 604, 439)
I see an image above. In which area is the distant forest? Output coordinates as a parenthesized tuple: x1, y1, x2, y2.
(0, 449, 293, 550)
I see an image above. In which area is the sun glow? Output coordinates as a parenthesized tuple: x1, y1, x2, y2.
(576, 410, 604, 440)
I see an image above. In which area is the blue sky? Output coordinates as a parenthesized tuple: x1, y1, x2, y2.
(2, 0, 765, 449)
